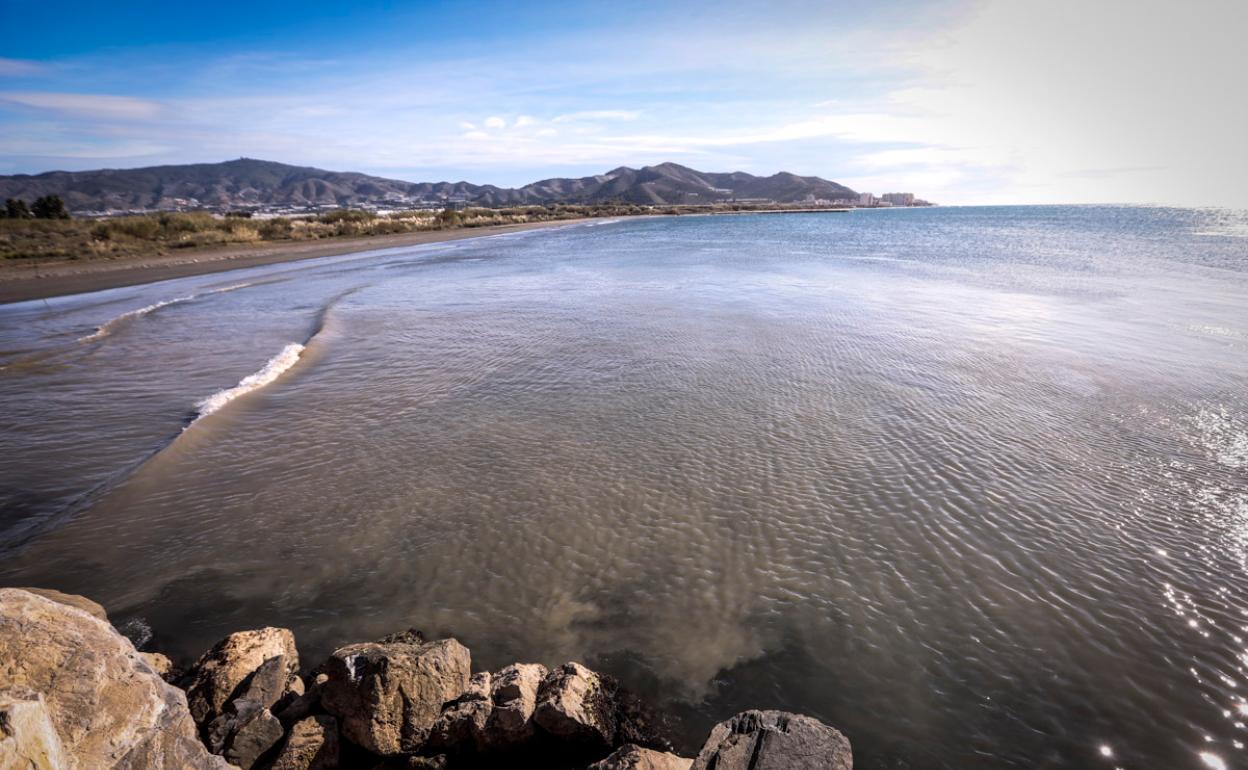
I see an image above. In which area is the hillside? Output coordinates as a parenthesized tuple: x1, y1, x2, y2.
(0, 158, 859, 213)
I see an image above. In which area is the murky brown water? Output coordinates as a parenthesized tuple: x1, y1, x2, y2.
(2, 207, 1247, 768)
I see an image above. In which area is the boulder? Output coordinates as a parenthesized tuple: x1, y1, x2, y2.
(484, 663, 546, 750)
(533, 662, 617, 748)
(370, 755, 448, 770)
(275, 674, 327, 728)
(0, 587, 230, 770)
(590, 744, 693, 770)
(0, 690, 68, 770)
(12, 587, 108, 622)
(141, 652, 174, 679)
(427, 672, 492, 753)
(220, 703, 284, 770)
(267, 714, 340, 770)
(690, 711, 852, 770)
(184, 627, 300, 728)
(320, 637, 470, 755)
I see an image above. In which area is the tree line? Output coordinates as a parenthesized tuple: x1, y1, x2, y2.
(1, 195, 71, 219)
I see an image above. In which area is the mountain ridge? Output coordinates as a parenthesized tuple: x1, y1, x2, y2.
(0, 158, 860, 213)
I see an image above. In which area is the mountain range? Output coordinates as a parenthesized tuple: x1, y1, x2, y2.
(0, 158, 859, 213)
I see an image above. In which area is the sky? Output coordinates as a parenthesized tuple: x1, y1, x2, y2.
(0, 0, 1244, 206)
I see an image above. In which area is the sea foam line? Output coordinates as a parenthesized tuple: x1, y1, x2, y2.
(191, 343, 305, 421)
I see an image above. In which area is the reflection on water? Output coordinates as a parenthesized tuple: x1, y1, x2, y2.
(1, 206, 1247, 768)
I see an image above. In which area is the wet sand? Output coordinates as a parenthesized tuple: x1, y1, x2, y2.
(0, 218, 597, 304)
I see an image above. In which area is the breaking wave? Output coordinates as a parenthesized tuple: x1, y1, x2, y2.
(78, 283, 252, 342)
(191, 343, 305, 421)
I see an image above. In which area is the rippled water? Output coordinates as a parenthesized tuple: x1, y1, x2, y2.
(2, 206, 1247, 768)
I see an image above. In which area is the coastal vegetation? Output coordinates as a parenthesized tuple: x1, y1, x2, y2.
(0, 201, 841, 263)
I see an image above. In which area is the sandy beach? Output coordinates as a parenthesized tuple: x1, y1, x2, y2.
(0, 218, 596, 304)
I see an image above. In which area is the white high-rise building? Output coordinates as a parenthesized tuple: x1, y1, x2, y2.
(858, 192, 875, 207)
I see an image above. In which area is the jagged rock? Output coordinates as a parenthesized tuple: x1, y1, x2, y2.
(13, 587, 108, 622)
(0, 690, 68, 770)
(485, 663, 547, 750)
(267, 714, 340, 770)
(0, 588, 231, 770)
(321, 636, 470, 755)
(275, 675, 326, 728)
(690, 710, 852, 770)
(220, 704, 284, 769)
(184, 627, 300, 728)
(590, 744, 693, 770)
(234, 655, 301, 712)
(427, 672, 492, 753)
(533, 662, 617, 748)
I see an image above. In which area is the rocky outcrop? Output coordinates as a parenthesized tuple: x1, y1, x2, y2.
(1, 587, 855, 769)
(183, 627, 300, 728)
(690, 710, 852, 770)
(320, 636, 471, 755)
(12, 586, 109, 622)
(589, 744, 693, 770)
(0, 587, 230, 770)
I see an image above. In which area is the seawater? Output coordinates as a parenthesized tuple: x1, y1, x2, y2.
(2, 206, 1247, 768)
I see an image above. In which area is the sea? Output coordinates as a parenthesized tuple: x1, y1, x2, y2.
(2, 205, 1247, 768)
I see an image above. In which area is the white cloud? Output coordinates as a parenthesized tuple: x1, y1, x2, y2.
(483, 115, 506, 129)
(0, 91, 162, 120)
(514, 115, 536, 128)
(459, 121, 476, 130)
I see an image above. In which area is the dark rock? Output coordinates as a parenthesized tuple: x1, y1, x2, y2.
(484, 662, 547, 750)
(320, 636, 470, 755)
(221, 704, 284, 770)
(690, 710, 852, 770)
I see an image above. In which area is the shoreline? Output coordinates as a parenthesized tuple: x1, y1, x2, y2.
(0, 217, 600, 305)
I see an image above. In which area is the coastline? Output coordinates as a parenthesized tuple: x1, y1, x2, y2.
(0, 217, 600, 305)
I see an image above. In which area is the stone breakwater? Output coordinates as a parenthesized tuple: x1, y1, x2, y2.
(0, 587, 853, 769)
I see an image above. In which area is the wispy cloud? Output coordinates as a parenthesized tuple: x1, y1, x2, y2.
(552, 110, 641, 123)
(0, 92, 163, 120)
(0, 58, 46, 76)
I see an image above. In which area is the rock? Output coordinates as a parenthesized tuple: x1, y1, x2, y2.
(590, 744, 693, 770)
(141, 652, 174, 679)
(274, 675, 325, 728)
(268, 714, 340, 770)
(533, 662, 617, 748)
(427, 672, 492, 753)
(0, 690, 68, 770)
(0, 587, 231, 770)
(12, 587, 108, 623)
(184, 627, 300, 728)
(320, 636, 470, 755)
(221, 704, 284, 770)
(370, 755, 447, 770)
(690, 710, 852, 770)
(235, 655, 300, 712)
(484, 662, 547, 750)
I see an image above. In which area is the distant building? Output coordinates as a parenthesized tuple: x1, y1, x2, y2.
(858, 192, 876, 207)
(882, 192, 915, 206)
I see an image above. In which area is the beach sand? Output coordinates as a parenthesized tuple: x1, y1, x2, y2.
(0, 218, 595, 304)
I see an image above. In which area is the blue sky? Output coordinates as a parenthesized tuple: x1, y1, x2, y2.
(1, 0, 1244, 206)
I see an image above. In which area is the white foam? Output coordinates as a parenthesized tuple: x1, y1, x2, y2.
(79, 283, 251, 342)
(79, 295, 195, 341)
(192, 343, 304, 420)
